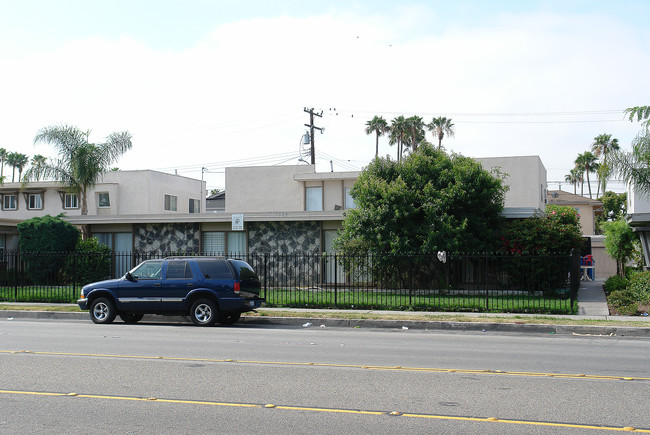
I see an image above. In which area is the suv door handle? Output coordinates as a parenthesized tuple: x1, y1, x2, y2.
(187, 283, 194, 287)
(154, 283, 161, 287)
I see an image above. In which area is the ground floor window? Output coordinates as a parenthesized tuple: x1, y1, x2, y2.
(202, 231, 247, 256)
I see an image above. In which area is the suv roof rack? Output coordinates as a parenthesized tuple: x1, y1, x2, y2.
(164, 255, 227, 260)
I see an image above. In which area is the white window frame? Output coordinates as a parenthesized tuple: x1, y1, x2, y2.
(98, 192, 110, 208)
(164, 194, 178, 211)
(64, 192, 79, 209)
(28, 193, 43, 210)
(2, 194, 17, 210)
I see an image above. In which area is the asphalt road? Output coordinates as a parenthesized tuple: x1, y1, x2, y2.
(1, 318, 649, 434)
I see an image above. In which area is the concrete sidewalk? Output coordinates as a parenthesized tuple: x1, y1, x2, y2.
(577, 278, 611, 317)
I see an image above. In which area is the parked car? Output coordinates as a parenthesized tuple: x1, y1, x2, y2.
(77, 257, 264, 326)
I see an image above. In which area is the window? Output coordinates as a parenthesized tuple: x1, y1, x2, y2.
(130, 261, 162, 280)
(28, 193, 43, 210)
(197, 259, 232, 279)
(202, 231, 247, 256)
(64, 193, 78, 209)
(345, 187, 356, 209)
(2, 194, 17, 210)
(306, 186, 323, 211)
(98, 192, 110, 208)
(164, 194, 177, 211)
(165, 261, 193, 279)
(189, 198, 200, 213)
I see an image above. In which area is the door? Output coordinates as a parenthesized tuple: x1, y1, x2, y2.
(160, 260, 196, 311)
(117, 260, 163, 311)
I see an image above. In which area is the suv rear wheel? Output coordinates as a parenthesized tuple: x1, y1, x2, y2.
(90, 297, 117, 324)
(218, 312, 241, 325)
(190, 299, 218, 326)
(119, 313, 144, 323)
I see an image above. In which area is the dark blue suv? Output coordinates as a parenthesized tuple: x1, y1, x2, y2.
(77, 257, 264, 326)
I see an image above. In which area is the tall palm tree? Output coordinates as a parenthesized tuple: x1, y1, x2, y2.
(564, 169, 581, 194)
(23, 124, 132, 238)
(365, 116, 389, 158)
(389, 116, 407, 161)
(13, 153, 29, 182)
(575, 151, 598, 199)
(426, 116, 455, 150)
(5, 152, 21, 182)
(0, 148, 6, 179)
(405, 115, 426, 153)
(31, 154, 47, 168)
(591, 133, 620, 197)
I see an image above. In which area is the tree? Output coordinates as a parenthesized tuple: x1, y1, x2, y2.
(17, 214, 80, 284)
(426, 116, 455, 150)
(6, 151, 28, 182)
(365, 116, 389, 158)
(23, 124, 132, 238)
(591, 133, 619, 197)
(334, 143, 507, 255)
(595, 191, 627, 233)
(0, 147, 6, 179)
(575, 151, 598, 198)
(389, 116, 408, 161)
(610, 130, 650, 195)
(625, 106, 650, 129)
(404, 115, 426, 152)
(602, 218, 638, 277)
(31, 154, 47, 169)
(564, 169, 580, 194)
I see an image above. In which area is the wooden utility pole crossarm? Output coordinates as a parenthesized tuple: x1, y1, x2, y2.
(304, 107, 324, 165)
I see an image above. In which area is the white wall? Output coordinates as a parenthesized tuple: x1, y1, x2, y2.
(477, 156, 547, 210)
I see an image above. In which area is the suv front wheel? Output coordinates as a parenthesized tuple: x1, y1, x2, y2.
(190, 299, 218, 326)
(90, 297, 117, 324)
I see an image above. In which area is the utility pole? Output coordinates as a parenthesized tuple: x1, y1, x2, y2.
(304, 107, 324, 165)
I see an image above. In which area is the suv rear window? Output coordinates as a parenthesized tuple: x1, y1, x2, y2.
(197, 259, 233, 279)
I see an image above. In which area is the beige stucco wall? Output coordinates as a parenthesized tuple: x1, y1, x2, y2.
(590, 236, 617, 279)
(476, 156, 547, 210)
(225, 165, 311, 213)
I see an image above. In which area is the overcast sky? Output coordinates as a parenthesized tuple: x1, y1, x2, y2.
(1, 0, 649, 192)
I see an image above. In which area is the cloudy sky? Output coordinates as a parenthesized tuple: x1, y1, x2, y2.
(1, 0, 649, 192)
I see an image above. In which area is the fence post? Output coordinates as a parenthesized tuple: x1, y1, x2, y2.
(334, 253, 338, 306)
(263, 253, 268, 300)
(484, 254, 489, 311)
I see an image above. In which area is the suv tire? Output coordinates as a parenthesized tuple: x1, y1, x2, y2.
(90, 297, 117, 324)
(218, 312, 241, 325)
(119, 313, 144, 323)
(190, 299, 218, 327)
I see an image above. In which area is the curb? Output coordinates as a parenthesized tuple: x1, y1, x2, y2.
(4, 310, 650, 337)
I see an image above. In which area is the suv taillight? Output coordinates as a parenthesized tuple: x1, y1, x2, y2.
(234, 282, 240, 294)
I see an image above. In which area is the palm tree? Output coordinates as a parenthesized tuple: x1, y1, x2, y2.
(564, 168, 581, 194)
(13, 153, 29, 182)
(591, 133, 620, 197)
(365, 116, 389, 158)
(389, 116, 408, 161)
(23, 124, 132, 238)
(426, 116, 455, 150)
(625, 106, 650, 129)
(575, 151, 598, 199)
(405, 115, 426, 153)
(5, 152, 21, 182)
(610, 129, 650, 195)
(0, 148, 6, 179)
(31, 154, 47, 168)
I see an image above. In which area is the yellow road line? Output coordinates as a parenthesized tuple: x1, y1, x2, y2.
(0, 389, 648, 432)
(1, 349, 649, 381)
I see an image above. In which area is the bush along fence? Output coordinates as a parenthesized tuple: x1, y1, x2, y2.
(0, 249, 581, 314)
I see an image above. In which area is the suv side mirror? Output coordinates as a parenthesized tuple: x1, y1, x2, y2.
(125, 272, 136, 282)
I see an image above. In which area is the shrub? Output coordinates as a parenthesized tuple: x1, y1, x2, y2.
(17, 215, 80, 284)
(608, 290, 638, 315)
(627, 271, 650, 304)
(63, 237, 112, 286)
(603, 275, 629, 294)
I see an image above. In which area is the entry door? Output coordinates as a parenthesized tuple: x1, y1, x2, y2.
(324, 230, 345, 284)
(114, 233, 132, 278)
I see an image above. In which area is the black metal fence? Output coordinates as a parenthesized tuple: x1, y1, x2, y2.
(0, 249, 581, 314)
